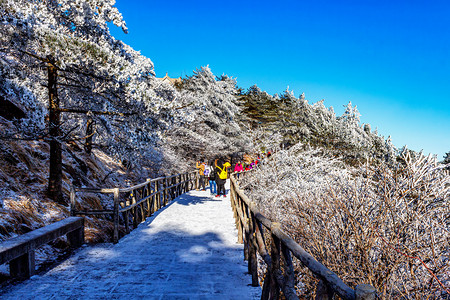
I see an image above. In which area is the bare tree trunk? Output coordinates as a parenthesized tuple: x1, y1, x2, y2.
(84, 118, 94, 154)
(47, 60, 63, 204)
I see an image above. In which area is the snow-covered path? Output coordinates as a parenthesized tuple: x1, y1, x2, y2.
(1, 185, 261, 299)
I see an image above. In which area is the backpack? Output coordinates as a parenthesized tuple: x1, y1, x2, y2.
(217, 166, 227, 180)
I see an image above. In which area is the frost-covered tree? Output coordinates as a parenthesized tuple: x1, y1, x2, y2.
(339, 101, 361, 125)
(162, 66, 250, 170)
(0, 0, 175, 202)
(239, 86, 397, 165)
(443, 152, 450, 165)
(240, 85, 278, 126)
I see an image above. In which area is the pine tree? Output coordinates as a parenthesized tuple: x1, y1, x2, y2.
(162, 66, 250, 168)
(0, 0, 175, 202)
(443, 152, 450, 165)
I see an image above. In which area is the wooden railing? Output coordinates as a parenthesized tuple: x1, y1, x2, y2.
(70, 171, 198, 243)
(229, 173, 377, 300)
(0, 217, 84, 279)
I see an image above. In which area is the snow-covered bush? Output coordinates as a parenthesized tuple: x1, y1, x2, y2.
(241, 144, 450, 298)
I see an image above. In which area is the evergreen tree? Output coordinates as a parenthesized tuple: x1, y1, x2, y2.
(0, 0, 175, 202)
(443, 152, 450, 165)
(238, 86, 397, 165)
(162, 66, 250, 169)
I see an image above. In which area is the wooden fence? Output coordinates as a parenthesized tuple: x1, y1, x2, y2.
(229, 173, 377, 300)
(0, 217, 84, 279)
(70, 171, 198, 243)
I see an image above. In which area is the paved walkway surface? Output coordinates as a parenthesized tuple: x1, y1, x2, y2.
(1, 186, 261, 299)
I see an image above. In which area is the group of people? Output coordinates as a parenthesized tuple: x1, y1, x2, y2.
(232, 159, 261, 178)
(196, 153, 269, 197)
(196, 158, 231, 197)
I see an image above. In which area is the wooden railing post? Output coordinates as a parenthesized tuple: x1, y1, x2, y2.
(187, 172, 191, 190)
(67, 218, 85, 248)
(156, 179, 164, 207)
(180, 173, 184, 194)
(113, 188, 120, 243)
(130, 190, 138, 229)
(174, 176, 178, 197)
(186, 173, 190, 191)
(184, 173, 188, 193)
(160, 178, 164, 207)
(229, 178, 234, 207)
(152, 180, 157, 213)
(181, 173, 185, 193)
(139, 187, 145, 222)
(168, 177, 171, 202)
(10, 251, 35, 279)
(168, 177, 172, 201)
(163, 178, 167, 206)
(173, 175, 177, 197)
(269, 223, 281, 300)
(248, 209, 259, 287)
(281, 244, 297, 299)
(131, 189, 138, 229)
(178, 174, 181, 195)
(145, 179, 151, 217)
(171, 176, 176, 199)
(243, 202, 249, 262)
(176, 174, 180, 196)
(195, 172, 199, 190)
(237, 202, 243, 244)
(230, 179, 240, 237)
(70, 184, 76, 216)
(167, 177, 172, 203)
(164, 177, 168, 205)
(230, 178, 243, 244)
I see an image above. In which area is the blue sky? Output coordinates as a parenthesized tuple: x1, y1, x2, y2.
(109, 0, 450, 159)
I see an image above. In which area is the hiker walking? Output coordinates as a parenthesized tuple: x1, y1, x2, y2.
(208, 159, 217, 195)
(215, 158, 230, 197)
(196, 159, 207, 191)
(234, 161, 244, 179)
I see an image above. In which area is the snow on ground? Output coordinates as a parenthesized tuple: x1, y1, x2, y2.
(1, 181, 261, 299)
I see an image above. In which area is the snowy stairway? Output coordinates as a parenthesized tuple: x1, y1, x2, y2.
(1, 187, 261, 299)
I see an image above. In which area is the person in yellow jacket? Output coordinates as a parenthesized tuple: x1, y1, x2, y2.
(196, 160, 207, 190)
(215, 159, 231, 197)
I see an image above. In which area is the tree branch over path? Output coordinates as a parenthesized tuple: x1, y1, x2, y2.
(58, 108, 137, 117)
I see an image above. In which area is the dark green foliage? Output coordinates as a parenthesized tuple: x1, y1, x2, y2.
(443, 152, 450, 167)
(238, 85, 396, 166)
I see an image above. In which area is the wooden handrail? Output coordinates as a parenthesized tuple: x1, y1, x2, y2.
(229, 173, 377, 300)
(70, 171, 198, 243)
(118, 176, 165, 193)
(0, 217, 84, 279)
(74, 187, 116, 193)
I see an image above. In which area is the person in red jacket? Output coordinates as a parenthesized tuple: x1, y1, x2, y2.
(234, 161, 244, 178)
